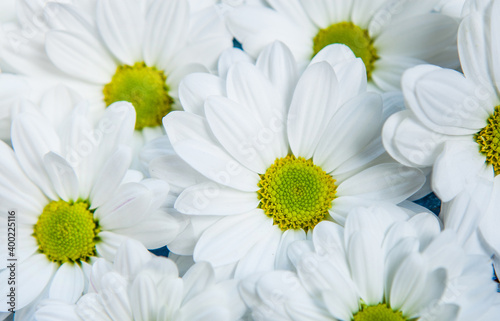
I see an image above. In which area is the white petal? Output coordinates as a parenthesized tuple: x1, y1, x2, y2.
(130, 273, 158, 321)
(432, 140, 488, 202)
(347, 232, 384, 305)
(372, 56, 427, 91)
(275, 229, 306, 270)
(256, 41, 299, 107)
(157, 277, 184, 320)
(182, 261, 215, 303)
(43, 152, 79, 202)
(336, 163, 425, 204)
(89, 146, 133, 209)
(113, 239, 152, 278)
(178, 73, 226, 116)
(36, 300, 81, 321)
(217, 48, 254, 80)
(389, 253, 426, 311)
(11, 112, 60, 200)
(193, 210, 273, 266)
(95, 231, 130, 261)
(45, 30, 116, 84)
(49, 263, 84, 303)
(288, 62, 339, 159)
(175, 182, 259, 215)
(234, 227, 282, 279)
(205, 95, 287, 174)
(99, 272, 133, 320)
(144, 0, 189, 68)
(314, 92, 383, 173)
(164, 111, 260, 192)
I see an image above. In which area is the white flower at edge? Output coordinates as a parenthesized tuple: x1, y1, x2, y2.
(241, 204, 497, 321)
(225, 0, 459, 92)
(35, 239, 247, 321)
(146, 42, 425, 279)
(0, 0, 233, 152)
(382, 0, 499, 202)
(0, 99, 186, 317)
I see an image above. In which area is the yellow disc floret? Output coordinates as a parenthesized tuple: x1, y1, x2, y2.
(103, 62, 173, 130)
(353, 304, 407, 321)
(312, 22, 379, 79)
(475, 105, 500, 176)
(258, 155, 337, 231)
(34, 200, 100, 264)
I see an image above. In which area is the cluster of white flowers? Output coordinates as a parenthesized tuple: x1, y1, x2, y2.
(0, 0, 499, 320)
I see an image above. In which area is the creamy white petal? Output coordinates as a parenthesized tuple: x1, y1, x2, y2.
(97, 0, 145, 65)
(205, 95, 286, 174)
(113, 239, 152, 278)
(178, 73, 226, 116)
(336, 163, 425, 203)
(175, 182, 259, 215)
(351, 0, 387, 28)
(130, 272, 158, 321)
(256, 41, 299, 108)
(193, 210, 273, 266)
(164, 111, 260, 192)
(43, 152, 79, 202)
(372, 56, 427, 91)
(45, 30, 116, 84)
(143, 0, 189, 68)
(432, 140, 489, 202)
(49, 263, 84, 303)
(234, 227, 282, 279)
(217, 48, 254, 80)
(275, 229, 306, 270)
(266, 0, 317, 32)
(288, 62, 339, 159)
(347, 232, 384, 305)
(95, 231, 130, 262)
(89, 146, 133, 209)
(12, 112, 60, 200)
(314, 92, 382, 173)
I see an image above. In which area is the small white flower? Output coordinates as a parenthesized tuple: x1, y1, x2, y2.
(241, 204, 497, 321)
(383, 0, 500, 202)
(225, 0, 460, 91)
(0, 99, 185, 317)
(147, 42, 425, 279)
(35, 239, 247, 321)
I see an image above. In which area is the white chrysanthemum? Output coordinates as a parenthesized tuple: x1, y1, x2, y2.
(241, 204, 497, 321)
(225, 0, 459, 92)
(0, 100, 185, 317)
(35, 239, 247, 321)
(1, 0, 232, 148)
(382, 0, 500, 204)
(146, 42, 425, 279)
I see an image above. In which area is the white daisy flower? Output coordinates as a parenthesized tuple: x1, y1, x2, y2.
(35, 239, 247, 321)
(0, 100, 185, 317)
(1, 0, 233, 148)
(382, 0, 500, 202)
(225, 0, 459, 92)
(147, 42, 425, 279)
(241, 204, 497, 321)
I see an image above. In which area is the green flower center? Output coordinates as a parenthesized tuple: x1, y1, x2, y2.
(312, 22, 379, 80)
(34, 200, 100, 264)
(475, 105, 500, 176)
(353, 304, 406, 321)
(103, 62, 174, 130)
(258, 155, 337, 231)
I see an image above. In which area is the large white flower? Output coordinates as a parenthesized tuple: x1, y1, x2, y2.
(147, 42, 425, 279)
(382, 0, 500, 203)
(241, 204, 497, 321)
(35, 239, 247, 321)
(225, 0, 459, 91)
(0, 0, 233, 148)
(0, 99, 185, 318)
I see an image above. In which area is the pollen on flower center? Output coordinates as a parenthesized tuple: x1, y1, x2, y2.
(312, 22, 379, 79)
(257, 155, 337, 232)
(34, 200, 100, 264)
(353, 304, 407, 321)
(103, 62, 174, 130)
(475, 105, 500, 176)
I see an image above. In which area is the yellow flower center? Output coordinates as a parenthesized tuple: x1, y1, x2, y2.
(258, 155, 337, 231)
(475, 105, 500, 175)
(34, 200, 100, 264)
(353, 304, 406, 321)
(103, 62, 173, 130)
(312, 22, 379, 80)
